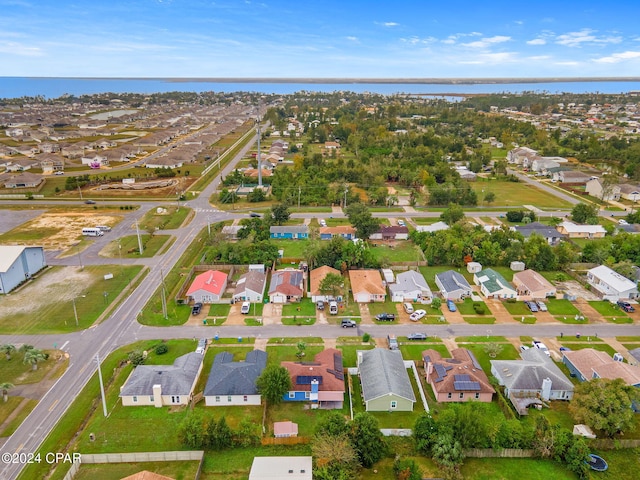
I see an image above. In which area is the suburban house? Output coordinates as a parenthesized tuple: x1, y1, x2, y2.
(415, 221, 450, 233)
(204, 350, 267, 406)
(618, 184, 640, 201)
(119, 352, 204, 407)
(0, 246, 47, 294)
(388, 270, 432, 303)
(186, 270, 228, 303)
(586, 265, 639, 301)
(281, 349, 345, 409)
(370, 225, 409, 241)
(357, 348, 415, 412)
(531, 158, 560, 173)
(221, 225, 242, 240)
(319, 225, 356, 240)
(507, 146, 538, 166)
(435, 270, 473, 301)
(557, 221, 606, 239)
(0, 172, 44, 189)
(585, 178, 621, 201)
(144, 156, 184, 169)
(562, 348, 640, 387)
(422, 348, 495, 403)
(512, 269, 557, 300)
(269, 269, 304, 303)
(515, 222, 566, 245)
(273, 421, 298, 438)
(232, 270, 267, 303)
(269, 225, 309, 240)
(349, 269, 386, 303)
(491, 349, 574, 414)
(553, 170, 592, 184)
(248, 457, 312, 480)
(473, 268, 517, 299)
(309, 265, 342, 303)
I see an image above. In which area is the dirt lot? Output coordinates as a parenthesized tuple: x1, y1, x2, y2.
(6, 212, 122, 250)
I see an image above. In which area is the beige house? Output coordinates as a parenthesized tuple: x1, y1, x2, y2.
(309, 265, 341, 303)
(557, 221, 606, 239)
(349, 269, 386, 303)
(512, 269, 557, 300)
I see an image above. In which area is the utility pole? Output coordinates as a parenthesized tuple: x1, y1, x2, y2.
(160, 268, 168, 320)
(298, 186, 301, 209)
(344, 187, 348, 209)
(78, 184, 83, 201)
(207, 216, 211, 237)
(135, 220, 144, 255)
(256, 102, 262, 188)
(96, 354, 108, 417)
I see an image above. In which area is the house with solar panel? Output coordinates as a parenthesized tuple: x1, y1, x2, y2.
(204, 350, 267, 406)
(422, 348, 495, 403)
(281, 349, 345, 409)
(269, 268, 304, 303)
(357, 348, 416, 412)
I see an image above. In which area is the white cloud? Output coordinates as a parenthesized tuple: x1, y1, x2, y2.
(527, 55, 551, 61)
(459, 52, 517, 64)
(555, 29, 622, 47)
(346, 36, 358, 42)
(0, 41, 42, 56)
(593, 51, 640, 63)
(462, 35, 511, 48)
(527, 38, 546, 45)
(400, 36, 436, 45)
(441, 32, 482, 45)
(554, 61, 580, 66)
(383, 22, 399, 27)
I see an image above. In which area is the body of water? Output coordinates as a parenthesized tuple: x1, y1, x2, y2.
(1, 77, 640, 99)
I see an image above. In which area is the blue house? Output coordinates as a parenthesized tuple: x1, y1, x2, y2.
(269, 225, 309, 240)
(0, 246, 47, 294)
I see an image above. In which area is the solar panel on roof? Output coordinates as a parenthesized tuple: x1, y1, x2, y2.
(454, 374, 471, 382)
(333, 353, 343, 372)
(296, 376, 323, 385)
(467, 350, 482, 370)
(453, 381, 481, 391)
(434, 364, 447, 380)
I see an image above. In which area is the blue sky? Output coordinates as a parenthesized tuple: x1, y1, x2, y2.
(1, 0, 639, 78)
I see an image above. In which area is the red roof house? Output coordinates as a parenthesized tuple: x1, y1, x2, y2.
(186, 270, 228, 303)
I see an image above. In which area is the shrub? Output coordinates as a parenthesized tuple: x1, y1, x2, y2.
(472, 302, 486, 314)
(362, 333, 371, 343)
(154, 344, 168, 355)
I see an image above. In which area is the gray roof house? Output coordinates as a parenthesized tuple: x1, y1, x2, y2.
(435, 270, 472, 301)
(204, 350, 267, 406)
(357, 348, 415, 411)
(233, 270, 267, 303)
(119, 352, 203, 407)
(388, 270, 432, 303)
(491, 348, 574, 415)
(515, 222, 566, 246)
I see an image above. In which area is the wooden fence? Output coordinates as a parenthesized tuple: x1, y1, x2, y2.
(261, 436, 310, 446)
(464, 448, 534, 458)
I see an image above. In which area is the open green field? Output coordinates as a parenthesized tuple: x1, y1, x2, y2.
(588, 300, 628, 316)
(73, 461, 201, 480)
(470, 179, 574, 208)
(138, 205, 192, 231)
(0, 265, 143, 334)
(368, 241, 424, 263)
(100, 234, 174, 258)
(546, 298, 581, 315)
(282, 298, 316, 316)
(272, 239, 309, 259)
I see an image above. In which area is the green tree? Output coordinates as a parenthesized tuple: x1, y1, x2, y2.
(0, 382, 14, 402)
(23, 349, 47, 371)
(0, 344, 16, 361)
(128, 350, 145, 366)
(569, 378, 640, 438)
(430, 297, 442, 311)
(440, 203, 464, 226)
(270, 203, 290, 225)
(393, 457, 422, 480)
(318, 272, 344, 298)
(345, 203, 380, 240)
(571, 203, 599, 224)
(350, 412, 386, 468)
(483, 342, 504, 358)
(431, 432, 464, 480)
(316, 411, 350, 437)
(483, 191, 496, 204)
(178, 412, 205, 448)
(256, 365, 292, 405)
(207, 416, 233, 450)
(312, 432, 359, 478)
(414, 413, 438, 453)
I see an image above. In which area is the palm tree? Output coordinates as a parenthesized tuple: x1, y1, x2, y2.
(0, 382, 14, 402)
(0, 344, 16, 361)
(23, 349, 47, 371)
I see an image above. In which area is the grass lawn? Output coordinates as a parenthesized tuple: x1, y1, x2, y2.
(266, 398, 350, 437)
(101, 234, 174, 258)
(368, 241, 424, 263)
(607, 316, 634, 324)
(0, 350, 66, 385)
(461, 458, 578, 480)
(399, 343, 449, 361)
(73, 461, 201, 480)
(0, 265, 143, 334)
(339, 344, 375, 367)
(546, 298, 581, 315)
(138, 205, 192, 231)
(456, 336, 509, 343)
(464, 316, 497, 324)
(265, 345, 325, 366)
(521, 398, 575, 431)
(457, 298, 488, 315)
(588, 300, 628, 316)
(617, 336, 640, 342)
(282, 298, 316, 316)
(281, 316, 316, 326)
(470, 179, 574, 208)
(272, 239, 309, 259)
(558, 342, 617, 355)
(207, 304, 231, 316)
(503, 301, 533, 315)
(464, 343, 520, 373)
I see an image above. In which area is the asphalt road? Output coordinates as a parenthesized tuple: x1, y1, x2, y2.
(0, 150, 633, 479)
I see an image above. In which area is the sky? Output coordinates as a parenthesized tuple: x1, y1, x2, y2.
(1, 0, 640, 78)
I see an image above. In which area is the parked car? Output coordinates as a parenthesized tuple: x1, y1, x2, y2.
(410, 309, 426, 321)
(532, 340, 550, 356)
(196, 338, 207, 354)
(526, 301, 539, 312)
(617, 300, 635, 312)
(407, 333, 427, 340)
(329, 301, 338, 315)
(249, 212, 261, 218)
(536, 301, 548, 312)
(446, 300, 457, 312)
(559, 346, 571, 352)
(618, 219, 629, 225)
(375, 313, 396, 321)
(403, 303, 414, 314)
(54, 171, 64, 175)
(191, 302, 203, 315)
(397, 219, 406, 226)
(319, 219, 327, 227)
(240, 302, 250, 314)
(317, 300, 325, 311)
(341, 318, 356, 328)
(387, 334, 399, 350)
(520, 345, 530, 352)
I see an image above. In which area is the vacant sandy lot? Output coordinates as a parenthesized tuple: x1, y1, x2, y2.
(8, 212, 122, 250)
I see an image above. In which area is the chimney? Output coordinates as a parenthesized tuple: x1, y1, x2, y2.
(357, 351, 363, 367)
(152, 384, 162, 408)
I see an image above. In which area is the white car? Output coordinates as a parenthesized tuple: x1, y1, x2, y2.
(397, 219, 406, 226)
(240, 302, 250, 314)
(403, 303, 414, 314)
(409, 309, 426, 321)
(532, 340, 550, 356)
(618, 219, 629, 225)
(319, 219, 327, 227)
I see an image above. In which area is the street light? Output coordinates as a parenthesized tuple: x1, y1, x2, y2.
(72, 295, 86, 326)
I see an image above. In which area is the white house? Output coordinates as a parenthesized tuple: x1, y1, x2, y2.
(586, 265, 639, 301)
(249, 457, 312, 480)
(232, 270, 267, 303)
(435, 270, 473, 301)
(0, 246, 47, 294)
(186, 270, 228, 303)
(388, 270, 432, 303)
(204, 350, 267, 406)
(473, 268, 517, 299)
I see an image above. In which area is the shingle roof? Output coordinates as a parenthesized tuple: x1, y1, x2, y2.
(269, 269, 304, 296)
(389, 270, 431, 296)
(282, 349, 345, 394)
(563, 348, 640, 386)
(512, 269, 555, 293)
(269, 225, 309, 234)
(349, 270, 386, 296)
(309, 266, 341, 296)
(515, 222, 566, 239)
(475, 268, 515, 295)
(119, 352, 203, 397)
(423, 348, 495, 395)
(204, 350, 267, 396)
(186, 270, 227, 296)
(435, 270, 472, 294)
(235, 270, 267, 296)
(588, 265, 638, 293)
(491, 349, 573, 393)
(358, 349, 415, 403)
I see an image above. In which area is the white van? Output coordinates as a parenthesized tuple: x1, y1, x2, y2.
(95, 225, 111, 232)
(240, 302, 250, 314)
(403, 303, 414, 314)
(329, 301, 338, 315)
(82, 227, 103, 237)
